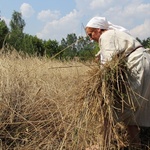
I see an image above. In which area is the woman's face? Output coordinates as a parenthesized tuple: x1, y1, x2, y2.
(86, 27, 102, 42)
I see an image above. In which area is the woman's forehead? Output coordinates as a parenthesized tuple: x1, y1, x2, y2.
(86, 27, 96, 32)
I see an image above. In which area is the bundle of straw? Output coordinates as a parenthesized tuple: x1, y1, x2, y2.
(74, 55, 138, 149)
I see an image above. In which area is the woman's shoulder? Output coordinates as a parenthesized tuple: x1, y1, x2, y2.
(104, 29, 125, 35)
(101, 29, 131, 39)
(100, 30, 116, 40)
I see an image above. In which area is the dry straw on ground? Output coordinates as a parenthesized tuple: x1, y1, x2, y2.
(0, 50, 149, 150)
(0, 50, 91, 149)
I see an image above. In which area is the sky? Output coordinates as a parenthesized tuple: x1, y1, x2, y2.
(0, 0, 150, 42)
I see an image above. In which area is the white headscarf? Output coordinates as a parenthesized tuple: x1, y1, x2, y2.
(86, 17, 130, 34)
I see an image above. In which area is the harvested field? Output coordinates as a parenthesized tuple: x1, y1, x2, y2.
(0, 51, 149, 150)
(0, 51, 95, 149)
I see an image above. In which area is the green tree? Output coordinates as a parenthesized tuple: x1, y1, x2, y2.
(7, 11, 25, 51)
(136, 37, 150, 49)
(32, 36, 45, 56)
(21, 34, 35, 55)
(0, 20, 9, 48)
(61, 33, 78, 59)
(44, 39, 60, 58)
(10, 11, 25, 33)
(146, 37, 150, 48)
(77, 36, 98, 61)
(142, 37, 150, 48)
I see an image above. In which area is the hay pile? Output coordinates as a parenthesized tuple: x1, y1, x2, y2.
(0, 51, 90, 149)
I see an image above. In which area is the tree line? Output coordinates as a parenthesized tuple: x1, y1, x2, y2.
(0, 11, 150, 60)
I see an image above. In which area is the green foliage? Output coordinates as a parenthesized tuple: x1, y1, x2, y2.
(10, 11, 25, 33)
(21, 34, 35, 55)
(44, 39, 60, 58)
(1, 10, 150, 61)
(61, 33, 78, 60)
(76, 36, 99, 61)
(142, 37, 150, 48)
(0, 20, 9, 48)
(32, 36, 45, 56)
(6, 11, 25, 51)
(136, 37, 150, 49)
(59, 34, 99, 61)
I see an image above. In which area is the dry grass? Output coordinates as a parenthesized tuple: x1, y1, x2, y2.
(0, 50, 149, 150)
(0, 50, 92, 149)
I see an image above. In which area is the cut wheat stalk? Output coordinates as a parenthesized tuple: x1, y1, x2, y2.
(74, 55, 139, 149)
